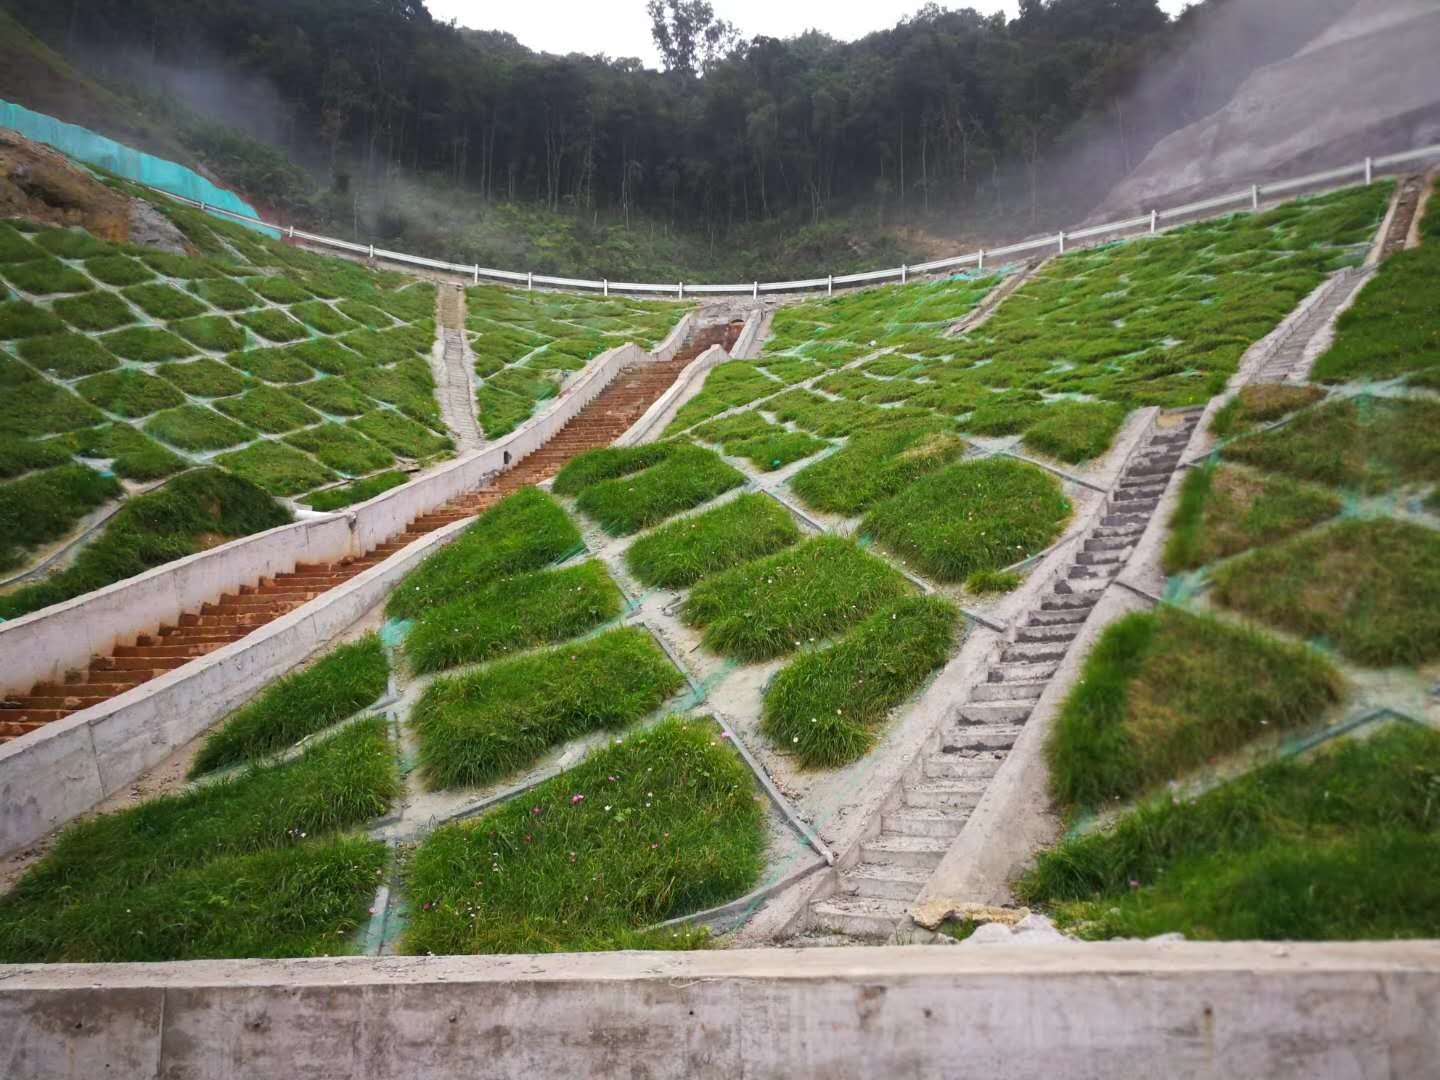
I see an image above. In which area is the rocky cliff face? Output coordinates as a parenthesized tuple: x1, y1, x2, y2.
(1093, 0, 1440, 218)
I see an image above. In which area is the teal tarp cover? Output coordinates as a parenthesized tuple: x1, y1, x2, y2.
(0, 98, 279, 238)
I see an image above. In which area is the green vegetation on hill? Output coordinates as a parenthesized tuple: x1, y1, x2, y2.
(0, 463, 119, 571)
(1046, 608, 1342, 810)
(763, 597, 959, 768)
(1021, 725, 1440, 942)
(191, 635, 390, 775)
(411, 627, 684, 790)
(0, 719, 397, 962)
(0, 468, 291, 618)
(625, 493, 801, 589)
(404, 717, 764, 954)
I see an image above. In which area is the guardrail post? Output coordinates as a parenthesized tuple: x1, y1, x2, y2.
(603, 279, 609, 297)
(288, 224, 295, 239)
(678, 282, 684, 300)
(473, 264, 479, 285)
(978, 249, 985, 271)
(368, 243, 375, 260)
(753, 281, 758, 298)
(1058, 231, 1066, 254)
(901, 264, 908, 284)
(198, 201, 206, 214)
(827, 274, 834, 296)
(1150, 210, 1158, 235)
(1365, 156, 1374, 185)
(527, 271, 533, 292)
(1251, 185, 1260, 211)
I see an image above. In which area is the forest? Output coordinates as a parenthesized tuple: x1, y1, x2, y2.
(4, 0, 1355, 279)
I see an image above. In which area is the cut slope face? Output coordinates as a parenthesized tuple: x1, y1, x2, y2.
(1095, 0, 1440, 218)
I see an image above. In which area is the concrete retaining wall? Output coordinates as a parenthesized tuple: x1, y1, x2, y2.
(0, 519, 470, 859)
(1, 943, 1436, 1079)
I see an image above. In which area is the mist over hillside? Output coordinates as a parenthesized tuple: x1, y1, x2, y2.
(0, 0, 1403, 278)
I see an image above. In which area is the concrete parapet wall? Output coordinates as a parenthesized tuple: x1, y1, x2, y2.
(1, 943, 1436, 1079)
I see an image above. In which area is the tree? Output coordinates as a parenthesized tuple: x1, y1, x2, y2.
(647, 0, 740, 76)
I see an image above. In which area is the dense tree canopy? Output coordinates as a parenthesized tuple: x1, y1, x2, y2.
(7, 0, 1354, 242)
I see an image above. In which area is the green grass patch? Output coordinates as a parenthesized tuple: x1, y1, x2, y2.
(0, 223, 42, 262)
(388, 488, 582, 620)
(864, 458, 1070, 582)
(17, 331, 119, 378)
(573, 444, 745, 536)
(216, 385, 323, 433)
(283, 423, 392, 475)
(287, 339, 370, 377)
(100, 326, 195, 363)
(143, 404, 253, 451)
(966, 569, 1022, 594)
(406, 561, 624, 674)
(58, 423, 186, 481)
(411, 627, 684, 789)
(157, 357, 251, 398)
(1019, 724, 1440, 941)
(246, 275, 312, 303)
(790, 420, 963, 515)
(625, 492, 800, 589)
(237, 308, 310, 343)
(335, 300, 392, 329)
(0, 299, 65, 339)
(0, 468, 287, 618)
(1225, 397, 1440, 495)
(84, 255, 154, 287)
(1022, 402, 1129, 464)
(0, 719, 396, 963)
(403, 715, 763, 954)
(1212, 518, 1440, 666)
(1210, 384, 1326, 438)
(352, 358, 443, 429)
(287, 300, 356, 334)
(694, 412, 828, 471)
(51, 291, 137, 332)
(75, 369, 186, 418)
(188, 277, 261, 311)
(2, 257, 94, 295)
(1047, 608, 1342, 809)
(663, 363, 779, 434)
(139, 251, 222, 280)
(474, 384, 533, 438)
(192, 636, 389, 775)
(1312, 181, 1440, 384)
(226, 346, 315, 383)
(1164, 463, 1340, 572)
(0, 435, 72, 480)
(170, 315, 247, 353)
(32, 229, 109, 259)
(292, 376, 373, 416)
(763, 596, 959, 767)
(120, 282, 207, 320)
(303, 470, 409, 511)
(0, 464, 120, 571)
(552, 443, 674, 496)
(682, 535, 911, 661)
(216, 440, 336, 496)
(350, 410, 452, 459)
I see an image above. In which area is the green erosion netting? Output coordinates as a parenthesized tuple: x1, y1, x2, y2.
(1, 99, 277, 238)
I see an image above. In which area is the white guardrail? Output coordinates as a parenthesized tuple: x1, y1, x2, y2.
(161, 145, 1440, 298)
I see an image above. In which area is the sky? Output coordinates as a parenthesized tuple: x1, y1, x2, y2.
(424, 0, 1193, 67)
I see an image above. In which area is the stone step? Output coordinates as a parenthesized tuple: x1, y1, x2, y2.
(970, 679, 1046, 703)
(941, 724, 1027, 753)
(1015, 624, 1080, 645)
(112, 644, 210, 659)
(1040, 593, 1097, 613)
(903, 779, 989, 811)
(952, 701, 1033, 726)
(923, 751, 1007, 780)
(1101, 513, 1149, 529)
(1068, 564, 1119, 581)
(1111, 485, 1166, 503)
(989, 660, 1060, 683)
(838, 863, 932, 902)
(1074, 549, 1124, 566)
(1000, 642, 1067, 664)
(3, 695, 108, 711)
(0, 708, 68, 725)
(1091, 522, 1146, 540)
(1053, 582, 1104, 601)
(882, 807, 964, 839)
(1027, 608, 1088, 628)
(859, 834, 950, 869)
(809, 896, 910, 938)
(1084, 538, 1133, 554)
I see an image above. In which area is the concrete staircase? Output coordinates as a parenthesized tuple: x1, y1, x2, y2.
(807, 410, 1201, 939)
(0, 323, 736, 745)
